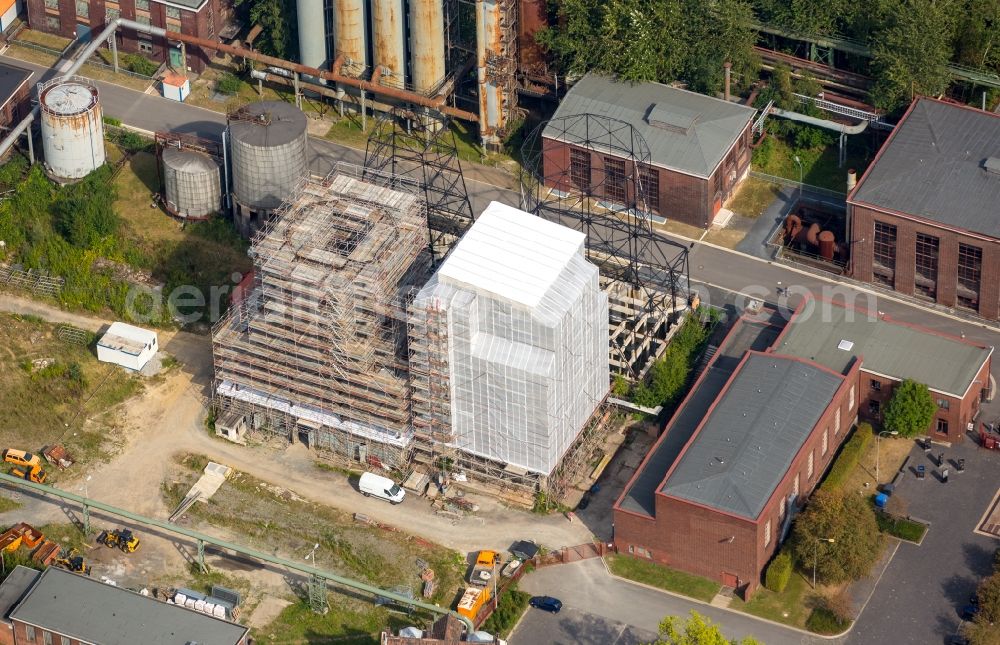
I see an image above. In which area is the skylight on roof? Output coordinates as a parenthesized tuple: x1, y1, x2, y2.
(838, 339, 854, 351)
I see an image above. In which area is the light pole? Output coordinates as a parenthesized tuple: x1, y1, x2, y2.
(813, 537, 835, 588)
(793, 155, 804, 203)
(876, 430, 898, 484)
(305, 543, 320, 565)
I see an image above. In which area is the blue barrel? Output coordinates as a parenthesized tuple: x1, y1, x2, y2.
(875, 493, 889, 508)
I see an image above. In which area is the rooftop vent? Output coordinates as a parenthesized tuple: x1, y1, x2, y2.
(838, 339, 855, 351)
(986, 157, 1000, 175)
(646, 103, 700, 134)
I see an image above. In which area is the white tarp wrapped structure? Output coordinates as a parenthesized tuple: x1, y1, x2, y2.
(412, 202, 609, 475)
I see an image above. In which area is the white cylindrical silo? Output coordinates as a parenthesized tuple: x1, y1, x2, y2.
(162, 147, 222, 219)
(228, 101, 309, 213)
(296, 0, 327, 70)
(410, 0, 445, 94)
(333, 0, 368, 74)
(372, 0, 406, 86)
(39, 77, 105, 180)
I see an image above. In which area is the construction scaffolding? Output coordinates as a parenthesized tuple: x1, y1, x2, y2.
(520, 113, 692, 379)
(212, 163, 431, 470)
(363, 108, 476, 266)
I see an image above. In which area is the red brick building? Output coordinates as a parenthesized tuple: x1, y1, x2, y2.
(0, 61, 33, 131)
(614, 298, 992, 596)
(25, 0, 233, 73)
(848, 98, 1000, 321)
(542, 74, 756, 229)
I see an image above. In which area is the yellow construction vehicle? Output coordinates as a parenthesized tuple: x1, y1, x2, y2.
(97, 528, 140, 553)
(3, 449, 46, 484)
(54, 549, 90, 576)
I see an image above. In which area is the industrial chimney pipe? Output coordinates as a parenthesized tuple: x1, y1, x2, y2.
(723, 61, 732, 102)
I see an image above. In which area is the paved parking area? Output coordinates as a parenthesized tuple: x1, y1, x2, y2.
(848, 437, 1000, 645)
(510, 606, 657, 645)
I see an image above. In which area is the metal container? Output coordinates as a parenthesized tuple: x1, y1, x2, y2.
(334, 0, 369, 74)
(228, 101, 308, 213)
(162, 147, 222, 219)
(409, 0, 445, 94)
(296, 0, 328, 70)
(39, 77, 105, 180)
(372, 0, 406, 86)
(477, 0, 503, 140)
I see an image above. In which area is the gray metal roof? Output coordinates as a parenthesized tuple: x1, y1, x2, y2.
(775, 303, 992, 397)
(544, 74, 756, 178)
(229, 100, 308, 148)
(0, 62, 31, 108)
(661, 353, 843, 520)
(9, 568, 249, 645)
(850, 98, 1000, 238)
(0, 566, 39, 620)
(154, 0, 208, 10)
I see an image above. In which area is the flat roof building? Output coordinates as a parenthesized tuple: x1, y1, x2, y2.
(6, 567, 249, 645)
(848, 98, 1000, 320)
(542, 74, 756, 228)
(0, 62, 32, 136)
(96, 322, 158, 372)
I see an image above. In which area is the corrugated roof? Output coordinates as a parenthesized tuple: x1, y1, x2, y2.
(437, 201, 586, 308)
(9, 568, 249, 645)
(775, 303, 992, 397)
(544, 74, 756, 178)
(850, 98, 1000, 238)
(661, 353, 843, 520)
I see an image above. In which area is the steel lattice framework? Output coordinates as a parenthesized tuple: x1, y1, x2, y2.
(363, 108, 476, 265)
(520, 113, 691, 377)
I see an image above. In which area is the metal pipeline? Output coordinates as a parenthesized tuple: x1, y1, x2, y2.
(769, 106, 869, 134)
(0, 18, 167, 160)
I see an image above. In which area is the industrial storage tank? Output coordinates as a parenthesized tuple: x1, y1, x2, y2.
(333, 0, 369, 74)
(410, 0, 445, 94)
(296, 0, 327, 70)
(228, 101, 308, 214)
(39, 77, 105, 180)
(161, 147, 222, 220)
(372, 0, 406, 86)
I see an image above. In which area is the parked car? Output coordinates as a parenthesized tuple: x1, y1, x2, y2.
(358, 472, 405, 504)
(529, 596, 562, 613)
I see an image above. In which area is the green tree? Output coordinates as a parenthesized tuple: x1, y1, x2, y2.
(682, 0, 760, 96)
(789, 489, 884, 585)
(534, 0, 605, 76)
(953, 0, 1000, 72)
(964, 570, 1000, 645)
(870, 0, 957, 111)
(235, 0, 298, 59)
(596, 0, 685, 82)
(882, 379, 937, 437)
(645, 611, 763, 645)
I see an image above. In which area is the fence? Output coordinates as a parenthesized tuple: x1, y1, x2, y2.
(749, 170, 847, 201)
(0, 264, 64, 297)
(10, 36, 157, 83)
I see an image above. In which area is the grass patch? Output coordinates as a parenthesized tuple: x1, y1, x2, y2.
(36, 523, 88, 552)
(482, 585, 530, 638)
(727, 177, 782, 218)
(0, 314, 142, 470)
(4, 43, 153, 92)
(253, 598, 411, 645)
(605, 554, 720, 602)
(752, 127, 873, 193)
(731, 570, 813, 628)
(875, 512, 927, 542)
(13, 29, 71, 50)
(0, 497, 22, 514)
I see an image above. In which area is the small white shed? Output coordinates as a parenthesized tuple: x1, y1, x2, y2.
(97, 322, 158, 371)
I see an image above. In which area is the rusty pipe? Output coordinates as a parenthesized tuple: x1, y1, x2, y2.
(164, 30, 478, 122)
(370, 65, 383, 86)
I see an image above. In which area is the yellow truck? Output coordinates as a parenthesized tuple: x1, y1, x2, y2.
(468, 550, 500, 587)
(456, 586, 492, 620)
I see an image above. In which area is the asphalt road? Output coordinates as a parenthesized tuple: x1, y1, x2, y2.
(513, 559, 829, 645)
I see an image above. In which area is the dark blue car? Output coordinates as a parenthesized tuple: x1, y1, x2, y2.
(529, 596, 563, 613)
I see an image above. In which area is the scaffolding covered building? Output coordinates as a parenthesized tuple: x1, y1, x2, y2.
(212, 164, 430, 469)
(409, 202, 609, 478)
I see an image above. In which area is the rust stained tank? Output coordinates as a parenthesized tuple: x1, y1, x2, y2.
(39, 77, 105, 180)
(805, 222, 821, 247)
(477, 0, 505, 139)
(334, 0, 368, 74)
(783, 213, 802, 242)
(818, 231, 836, 260)
(410, 0, 445, 94)
(372, 0, 407, 86)
(518, 0, 549, 73)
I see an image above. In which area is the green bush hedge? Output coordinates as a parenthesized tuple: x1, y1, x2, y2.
(806, 607, 850, 635)
(216, 72, 243, 95)
(822, 422, 873, 490)
(764, 550, 793, 593)
(875, 512, 927, 542)
(121, 53, 159, 77)
(481, 586, 530, 637)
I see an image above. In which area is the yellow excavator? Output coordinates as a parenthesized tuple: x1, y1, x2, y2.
(97, 528, 140, 553)
(54, 549, 91, 576)
(2, 449, 46, 484)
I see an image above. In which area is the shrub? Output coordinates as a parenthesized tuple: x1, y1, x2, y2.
(121, 53, 158, 77)
(102, 116, 122, 127)
(793, 124, 834, 149)
(481, 587, 530, 637)
(764, 550, 792, 592)
(216, 72, 243, 95)
(807, 606, 850, 635)
(611, 373, 630, 398)
(631, 311, 713, 409)
(106, 128, 151, 153)
(822, 423, 873, 490)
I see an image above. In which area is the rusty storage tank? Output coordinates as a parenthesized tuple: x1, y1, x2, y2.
(162, 147, 222, 220)
(372, 0, 406, 86)
(334, 0, 369, 74)
(39, 77, 105, 180)
(228, 101, 308, 214)
(818, 231, 836, 261)
(410, 0, 445, 94)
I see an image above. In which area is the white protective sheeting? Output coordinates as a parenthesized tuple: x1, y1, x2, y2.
(414, 202, 609, 475)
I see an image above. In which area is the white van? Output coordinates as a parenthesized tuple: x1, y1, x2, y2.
(358, 472, 406, 504)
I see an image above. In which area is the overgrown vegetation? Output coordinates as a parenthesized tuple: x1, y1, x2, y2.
(234, 0, 297, 59)
(120, 53, 159, 77)
(630, 309, 717, 410)
(481, 585, 530, 637)
(821, 422, 873, 490)
(647, 611, 763, 645)
(806, 605, 851, 635)
(963, 556, 1000, 645)
(216, 72, 244, 95)
(538, 0, 1000, 112)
